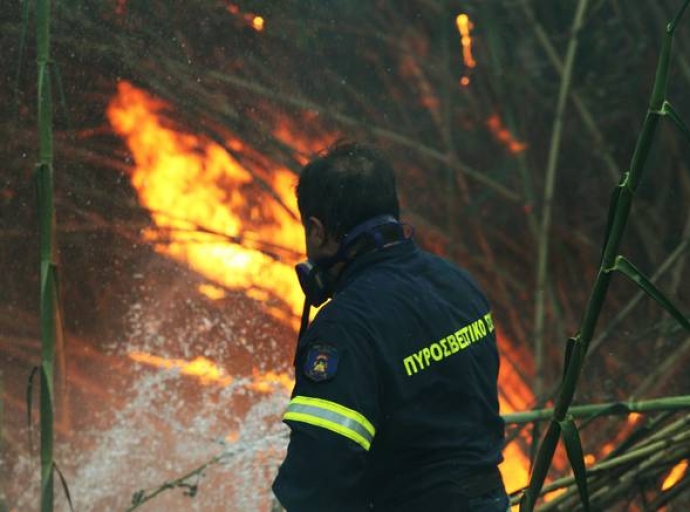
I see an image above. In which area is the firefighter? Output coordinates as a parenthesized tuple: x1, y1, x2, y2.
(272, 142, 508, 511)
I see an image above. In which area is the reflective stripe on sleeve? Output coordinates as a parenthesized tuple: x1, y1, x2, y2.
(283, 395, 376, 451)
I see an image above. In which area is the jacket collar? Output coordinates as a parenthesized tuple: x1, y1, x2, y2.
(333, 238, 417, 295)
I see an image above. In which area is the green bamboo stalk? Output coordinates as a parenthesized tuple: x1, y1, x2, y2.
(519, 0, 625, 185)
(587, 446, 689, 505)
(588, 235, 690, 356)
(537, 442, 690, 510)
(634, 336, 690, 398)
(515, 414, 690, 507)
(626, 410, 690, 451)
(523, 236, 690, 428)
(519, 0, 665, 273)
(35, 0, 56, 511)
(520, 2, 690, 510)
(533, 0, 589, 401)
(504, 395, 690, 425)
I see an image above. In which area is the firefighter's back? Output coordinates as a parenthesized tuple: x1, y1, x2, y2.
(336, 242, 506, 510)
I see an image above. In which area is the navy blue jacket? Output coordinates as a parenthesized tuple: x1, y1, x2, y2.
(273, 239, 504, 511)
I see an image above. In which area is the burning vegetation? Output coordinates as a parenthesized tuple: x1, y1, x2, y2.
(107, 81, 306, 327)
(1, 1, 690, 511)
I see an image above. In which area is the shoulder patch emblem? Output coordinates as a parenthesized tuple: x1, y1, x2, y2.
(303, 343, 339, 382)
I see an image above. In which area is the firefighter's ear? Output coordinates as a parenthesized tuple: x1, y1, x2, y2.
(305, 216, 326, 248)
(304, 216, 326, 261)
(305, 217, 339, 259)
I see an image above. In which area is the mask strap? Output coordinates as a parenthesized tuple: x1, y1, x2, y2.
(295, 216, 408, 350)
(294, 297, 312, 366)
(298, 298, 311, 341)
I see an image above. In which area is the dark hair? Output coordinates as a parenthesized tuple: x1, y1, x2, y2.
(296, 141, 400, 239)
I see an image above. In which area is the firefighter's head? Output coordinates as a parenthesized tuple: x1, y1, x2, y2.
(296, 141, 400, 261)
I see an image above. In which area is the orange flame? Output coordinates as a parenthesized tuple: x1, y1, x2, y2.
(455, 13, 476, 89)
(500, 440, 530, 499)
(248, 367, 294, 394)
(487, 114, 528, 154)
(108, 82, 542, 499)
(128, 351, 294, 394)
(129, 351, 234, 386)
(662, 459, 688, 491)
(107, 81, 305, 328)
(252, 16, 265, 32)
(542, 488, 566, 503)
(270, 112, 337, 166)
(627, 412, 643, 424)
(225, 3, 265, 31)
(496, 331, 533, 494)
(198, 283, 227, 300)
(455, 14, 477, 69)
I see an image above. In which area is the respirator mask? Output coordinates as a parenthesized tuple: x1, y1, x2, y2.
(294, 214, 407, 337)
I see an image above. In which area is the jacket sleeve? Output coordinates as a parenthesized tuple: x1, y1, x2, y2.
(272, 318, 379, 512)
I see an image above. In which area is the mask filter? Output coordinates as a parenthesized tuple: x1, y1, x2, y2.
(295, 259, 334, 309)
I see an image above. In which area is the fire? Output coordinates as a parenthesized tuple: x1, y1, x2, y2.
(198, 283, 227, 300)
(129, 351, 234, 386)
(500, 439, 530, 500)
(271, 115, 337, 166)
(455, 14, 477, 69)
(252, 16, 265, 32)
(542, 488, 566, 503)
(107, 81, 306, 329)
(494, 330, 570, 502)
(487, 114, 528, 154)
(455, 13, 476, 89)
(496, 330, 534, 495)
(662, 459, 688, 491)
(627, 412, 643, 424)
(128, 351, 294, 394)
(225, 3, 265, 31)
(248, 367, 294, 394)
(108, 81, 540, 501)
